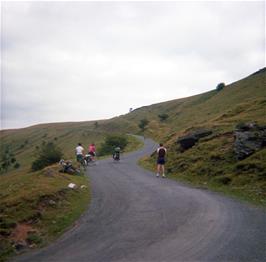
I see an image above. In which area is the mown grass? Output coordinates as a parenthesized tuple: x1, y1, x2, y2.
(0, 166, 90, 262)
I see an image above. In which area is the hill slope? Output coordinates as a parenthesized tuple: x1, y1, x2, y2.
(119, 68, 266, 140)
(0, 68, 265, 261)
(120, 68, 265, 205)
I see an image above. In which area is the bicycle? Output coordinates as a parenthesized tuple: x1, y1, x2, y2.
(78, 156, 87, 171)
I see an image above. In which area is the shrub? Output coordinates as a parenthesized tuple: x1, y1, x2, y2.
(158, 113, 169, 122)
(14, 163, 20, 169)
(31, 142, 63, 171)
(138, 118, 149, 132)
(0, 147, 18, 173)
(98, 135, 128, 156)
(26, 233, 43, 245)
(216, 82, 225, 91)
(213, 176, 232, 185)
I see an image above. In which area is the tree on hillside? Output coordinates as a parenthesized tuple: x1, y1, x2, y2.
(32, 142, 63, 171)
(0, 147, 20, 174)
(216, 82, 225, 91)
(138, 118, 149, 132)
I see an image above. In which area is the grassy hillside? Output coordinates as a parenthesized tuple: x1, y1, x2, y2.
(0, 120, 140, 175)
(125, 69, 265, 206)
(0, 121, 142, 261)
(0, 68, 265, 260)
(120, 69, 266, 140)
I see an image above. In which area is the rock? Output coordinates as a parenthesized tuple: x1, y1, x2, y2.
(68, 183, 77, 189)
(14, 241, 27, 251)
(234, 123, 266, 160)
(48, 200, 56, 206)
(177, 129, 213, 151)
(177, 135, 198, 150)
(193, 129, 213, 139)
(80, 185, 87, 189)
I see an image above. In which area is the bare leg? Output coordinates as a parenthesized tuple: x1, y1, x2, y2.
(157, 164, 161, 174)
(161, 165, 165, 174)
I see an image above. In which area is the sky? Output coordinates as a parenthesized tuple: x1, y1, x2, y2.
(1, 0, 265, 129)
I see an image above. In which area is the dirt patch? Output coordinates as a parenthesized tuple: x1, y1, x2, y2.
(10, 224, 34, 243)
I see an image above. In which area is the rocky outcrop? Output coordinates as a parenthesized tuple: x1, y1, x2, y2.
(177, 129, 213, 151)
(234, 122, 266, 160)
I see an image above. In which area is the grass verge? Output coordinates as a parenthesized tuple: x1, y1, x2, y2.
(0, 166, 90, 262)
(139, 152, 266, 208)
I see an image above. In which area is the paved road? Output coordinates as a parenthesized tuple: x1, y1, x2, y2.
(15, 138, 266, 262)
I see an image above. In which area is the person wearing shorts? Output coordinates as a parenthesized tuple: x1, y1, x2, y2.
(75, 143, 84, 167)
(156, 143, 167, 178)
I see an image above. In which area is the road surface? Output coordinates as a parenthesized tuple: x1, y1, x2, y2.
(15, 138, 266, 262)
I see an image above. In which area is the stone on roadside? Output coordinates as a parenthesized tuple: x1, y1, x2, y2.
(68, 183, 77, 189)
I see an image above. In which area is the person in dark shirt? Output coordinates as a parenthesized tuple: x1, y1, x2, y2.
(156, 143, 167, 178)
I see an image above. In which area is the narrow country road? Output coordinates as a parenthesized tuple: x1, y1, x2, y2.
(15, 138, 266, 262)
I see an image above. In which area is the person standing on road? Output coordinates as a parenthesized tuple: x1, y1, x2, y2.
(75, 143, 85, 168)
(156, 143, 167, 178)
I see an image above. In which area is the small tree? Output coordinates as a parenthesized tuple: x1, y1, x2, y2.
(138, 118, 149, 132)
(216, 82, 225, 91)
(98, 135, 128, 156)
(32, 142, 63, 171)
(14, 163, 20, 169)
(158, 113, 169, 122)
(0, 147, 18, 173)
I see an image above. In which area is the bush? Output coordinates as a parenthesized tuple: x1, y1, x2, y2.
(213, 176, 232, 185)
(14, 163, 20, 169)
(216, 82, 225, 91)
(98, 135, 128, 156)
(31, 142, 63, 171)
(158, 113, 169, 122)
(138, 118, 149, 132)
(26, 233, 43, 245)
(0, 147, 18, 173)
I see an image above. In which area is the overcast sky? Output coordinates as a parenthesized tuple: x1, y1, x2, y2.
(1, 1, 265, 129)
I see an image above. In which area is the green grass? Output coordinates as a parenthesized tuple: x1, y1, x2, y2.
(0, 166, 90, 261)
(132, 69, 266, 207)
(0, 129, 143, 261)
(0, 68, 265, 261)
(139, 133, 266, 207)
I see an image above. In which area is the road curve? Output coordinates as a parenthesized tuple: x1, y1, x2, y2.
(15, 138, 266, 262)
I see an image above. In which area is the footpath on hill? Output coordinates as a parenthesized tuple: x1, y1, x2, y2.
(15, 138, 266, 262)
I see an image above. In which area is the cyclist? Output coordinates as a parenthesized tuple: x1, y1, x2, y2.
(75, 143, 85, 169)
(113, 146, 121, 161)
(88, 143, 96, 161)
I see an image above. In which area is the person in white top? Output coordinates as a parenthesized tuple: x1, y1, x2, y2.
(75, 143, 84, 167)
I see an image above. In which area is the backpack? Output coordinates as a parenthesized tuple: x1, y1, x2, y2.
(158, 148, 166, 158)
